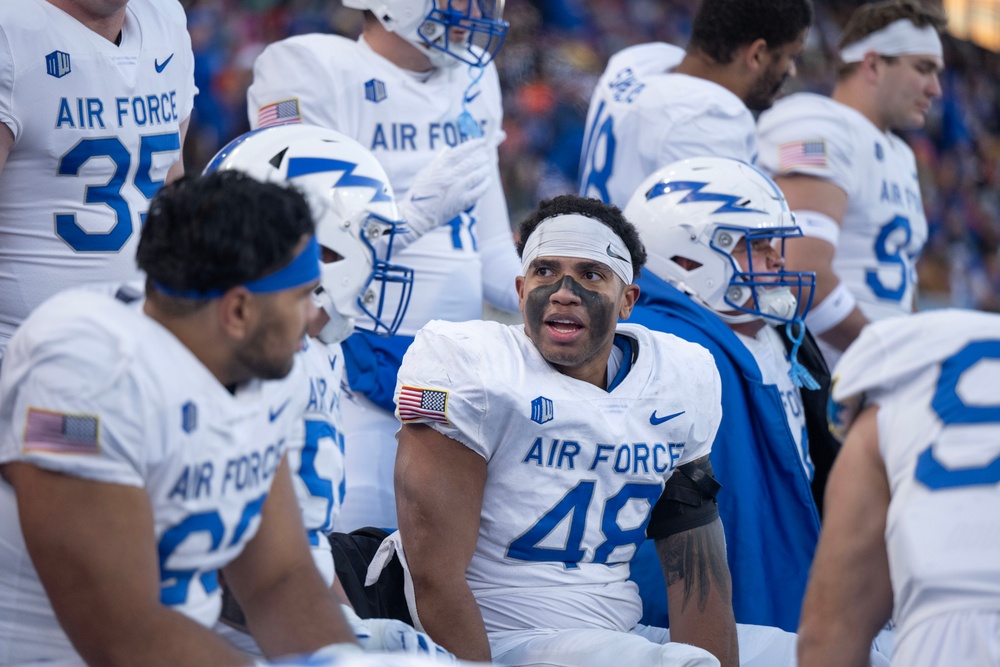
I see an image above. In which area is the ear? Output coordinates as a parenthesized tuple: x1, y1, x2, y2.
(515, 274, 526, 301)
(618, 283, 641, 320)
(860, 50, 882, 84)
(217, 286, 256, 341)
(743, 38, 770, 72)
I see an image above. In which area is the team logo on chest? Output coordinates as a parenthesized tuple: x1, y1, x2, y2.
(45, 50, 71, 78)
(530, 396, 554, 424)
(365, 78, 387, 104)
(181, 401, 198, 434)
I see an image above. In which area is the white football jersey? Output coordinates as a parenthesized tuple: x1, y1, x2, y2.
(0, 290, 303, 664)
(580, 43, 758, 208)
(758, 94, 928, 321)
(0, 0, 196, 351)
(395, 320, 721, 634)
(291, 336, 347, 585)
(736, 325, 811, 479)
(248, 35, 521, 331)
(832, 310, 1000, 650)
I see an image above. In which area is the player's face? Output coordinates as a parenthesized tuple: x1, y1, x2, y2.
(237, 281, 317, 380)
(730, 236, 784, 308)
(877, 54, 944, 130)
(235, 236, 319, 380)
(517, 255, 637, 387)
(746, 29, 807, 111)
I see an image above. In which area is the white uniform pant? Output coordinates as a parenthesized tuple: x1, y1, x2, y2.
(489, 622, 796, 667)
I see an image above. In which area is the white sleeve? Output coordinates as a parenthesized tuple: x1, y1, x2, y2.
(476, 158, 520, 314)
(0, 331, 146, 487)
(681, 345, 722, 465)
(394, 326, 490, 459)
(247, 38, 339, 130)
(757, 100, 856, 194)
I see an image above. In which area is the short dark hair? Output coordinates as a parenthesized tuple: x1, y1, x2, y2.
(137, 170, 314, 304)
(837, 0, 946, 77)
(517, 195, 647, 281)
(688, 0, 814, 64)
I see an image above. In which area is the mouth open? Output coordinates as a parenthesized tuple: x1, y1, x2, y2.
(545, 315, 585, 342)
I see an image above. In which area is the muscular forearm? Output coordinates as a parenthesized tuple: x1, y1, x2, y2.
(412, 577, 491, 662)
(237, 568, 356, 658)
(657, 521, 739, 667)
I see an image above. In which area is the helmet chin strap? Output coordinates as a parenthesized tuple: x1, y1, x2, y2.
(317, 311, 355, 345)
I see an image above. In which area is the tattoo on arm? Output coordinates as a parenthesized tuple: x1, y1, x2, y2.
(656, 520, 731, 613)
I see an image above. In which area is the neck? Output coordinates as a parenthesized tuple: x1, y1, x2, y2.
(674, 51, 750, 104)
(833, 78, 889, 132)
(729, 318, 766, 337)
(47, 0, 126, 43)
(144, 300, 246, 388)
(363, 17, 435, 73)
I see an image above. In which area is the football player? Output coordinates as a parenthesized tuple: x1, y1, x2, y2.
(757, 0, 945, 368)
(247, 0, 521, 531)
(579, 0, 812, 208)
(0, 0, 195, 360)
(624, 157, 834, 635)
(801, 309, 1000, 666)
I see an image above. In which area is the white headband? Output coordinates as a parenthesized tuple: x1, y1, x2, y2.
(840, 19, 943, 64)
(520, 213, 634, 286)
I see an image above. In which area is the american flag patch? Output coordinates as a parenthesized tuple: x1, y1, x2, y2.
(23, 407, 100, 455)
(779, 140, 827, 170)
(398, 386, 450, 424)
(257, 99, 301, 128)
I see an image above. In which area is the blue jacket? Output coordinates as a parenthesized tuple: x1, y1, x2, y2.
(627, 271, 823, 632)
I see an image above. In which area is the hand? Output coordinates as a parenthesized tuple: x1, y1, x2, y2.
(399, 138, 493, 241)
(341, 605, 456, 662)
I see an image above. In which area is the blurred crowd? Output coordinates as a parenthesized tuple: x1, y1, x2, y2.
(178, 0, 1000, 312)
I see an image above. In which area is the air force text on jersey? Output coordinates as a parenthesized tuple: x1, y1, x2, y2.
(167, 439, 286, 503)
(54, 91, 183, 130)
(521, 437, 686, 475)
(370, 119, 488, 152)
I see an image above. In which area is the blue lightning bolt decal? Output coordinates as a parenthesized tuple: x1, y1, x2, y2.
(645, 180, 764, 214)
(287, 157, 391, 203)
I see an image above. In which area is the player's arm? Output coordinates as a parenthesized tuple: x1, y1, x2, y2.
(652, 456, 738, 667)
(2, 462, 250, 667)
(165, 116, 191, 184)
(477, 160, 521, 314)
(222, 456, 356, 658)
(395, 422, 490, 661)
(797, 406, 892, 667)
(0, 121, 13, 178)
(775, 174, 869, 352)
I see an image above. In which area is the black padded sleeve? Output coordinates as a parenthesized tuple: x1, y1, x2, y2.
(646, 456, 721, 540)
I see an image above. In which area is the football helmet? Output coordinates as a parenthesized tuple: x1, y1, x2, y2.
(205, 124, 414, 343)
(343, 0, 508, 69)
(624, 157, 815, 325)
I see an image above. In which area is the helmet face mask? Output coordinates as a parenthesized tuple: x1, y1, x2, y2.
(344, 0, 508, 68)
(206, 125, 414, 343)
(624, 157, 816, 326)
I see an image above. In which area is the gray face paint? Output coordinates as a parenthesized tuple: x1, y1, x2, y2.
(524, 275, 618, 368)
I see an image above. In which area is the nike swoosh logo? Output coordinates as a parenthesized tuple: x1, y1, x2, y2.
(464, 90, 481, 104)
(410, 194, 437, 202)
(269, 399, 291, 422)
(650, 410, 685, 425)
(607, 243, 628, 262)
(154, 54, 174, 73)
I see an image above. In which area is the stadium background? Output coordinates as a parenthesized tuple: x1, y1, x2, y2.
(178, 0, 1000, 312)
